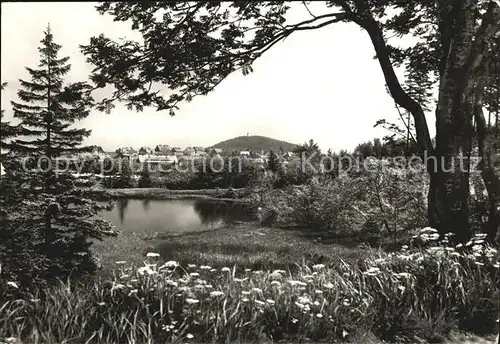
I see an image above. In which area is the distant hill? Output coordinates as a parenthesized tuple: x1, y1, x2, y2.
(211, 135, 298, 153)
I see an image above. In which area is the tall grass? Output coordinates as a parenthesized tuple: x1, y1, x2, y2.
(1, 229, 498, 343)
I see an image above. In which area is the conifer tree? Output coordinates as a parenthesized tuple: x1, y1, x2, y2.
(1, 27, 117, 291)
(1, 82, 17, 160)
(267, 150, 280, 174)
(11, 25, 93, 165)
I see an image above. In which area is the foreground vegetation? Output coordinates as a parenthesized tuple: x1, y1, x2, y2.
(92, 223, 371, 272)
(1, 229, 498, 343)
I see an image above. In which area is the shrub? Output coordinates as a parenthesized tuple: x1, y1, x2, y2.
(257, 175, 366, 234)
(257, 158, 428, 241)
(359, 158, 428, 242)
(0, 172, 117, 296)
(138, 164, 152, 188)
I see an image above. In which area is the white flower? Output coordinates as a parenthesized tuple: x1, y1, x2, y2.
(393, 272, 412, 279)
(288, 280, 307, 287)
(111, 283, 126, 291)
(138, 266, 156, 275)
(221, 267, 231, 272)
(241, 297, 250, 302)
(398, 254, 413, 260)
(252, 287, 262, 293)
(255, 300, 265, 306)
(188, 264, 197, 269)
(270, 280, 281, 286)
(472, 245, 483, 252)
(315, 289, 323, 295)
(146, 252, 160, 258)
(363, 267, 381, 275)
(316, 313, 323, 318)
(323, 282, 334, 289)
(420, 227, 438, 233)
(210, 291, 224, 297)
(189, 272, 200, 277)
(115, 260, 127, 265)
(186, 333, 194, 339)
(242, 291, 251, 296)
(312, 264, 325, 270)
(266, 299, 275, 305)
(295, 302, 305, 309)
(200, 265, 211, 270)
(291, 318, 298, 324)
(6, 281, 18, 288)
(185, 298, 200, 305)
(298, 296, 311, 304)
(97, 302, 106, 306)
(164, 260, 178, 268)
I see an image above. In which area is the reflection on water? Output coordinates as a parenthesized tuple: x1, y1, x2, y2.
(101, 198, 254, 234)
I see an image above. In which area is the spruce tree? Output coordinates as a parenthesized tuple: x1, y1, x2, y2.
(1, 27, 117, 292)
(11, 25, 93, 166)
(267, 150, 280, 174)
(1, 82, 17, 161)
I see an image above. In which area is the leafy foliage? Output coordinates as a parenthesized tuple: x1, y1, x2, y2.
(138, 163, 152, 188)
(81, 0, 500, 238)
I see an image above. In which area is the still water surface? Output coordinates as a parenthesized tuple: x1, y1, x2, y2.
(100, 199, 255, 234)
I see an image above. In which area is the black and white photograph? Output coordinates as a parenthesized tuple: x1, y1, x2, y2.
(1, 1, 499, 343)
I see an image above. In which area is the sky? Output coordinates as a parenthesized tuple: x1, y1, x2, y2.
(0, 2, 436, 153)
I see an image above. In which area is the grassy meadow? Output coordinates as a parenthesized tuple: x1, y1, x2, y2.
(1, 227, 499, 343)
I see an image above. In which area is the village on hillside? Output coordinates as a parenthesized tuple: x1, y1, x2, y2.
(34, 143, 301, 172)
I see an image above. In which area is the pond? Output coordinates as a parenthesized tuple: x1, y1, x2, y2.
(100, 199, 256, 235)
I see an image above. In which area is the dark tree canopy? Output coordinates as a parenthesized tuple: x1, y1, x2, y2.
(82, 1, 500, 240)
(83, 1, 498, 119)
(1, 82, 17, 156)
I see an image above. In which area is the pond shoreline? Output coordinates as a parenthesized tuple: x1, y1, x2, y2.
(90, 187, 249, 203)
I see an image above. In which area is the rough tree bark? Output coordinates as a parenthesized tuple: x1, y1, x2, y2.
(473, 39, 500, 242)
(351, 0, 500, 240)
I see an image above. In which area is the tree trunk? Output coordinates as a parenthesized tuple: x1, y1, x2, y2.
(353, 0, 500, 240)
(475, 79, 500, 242)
